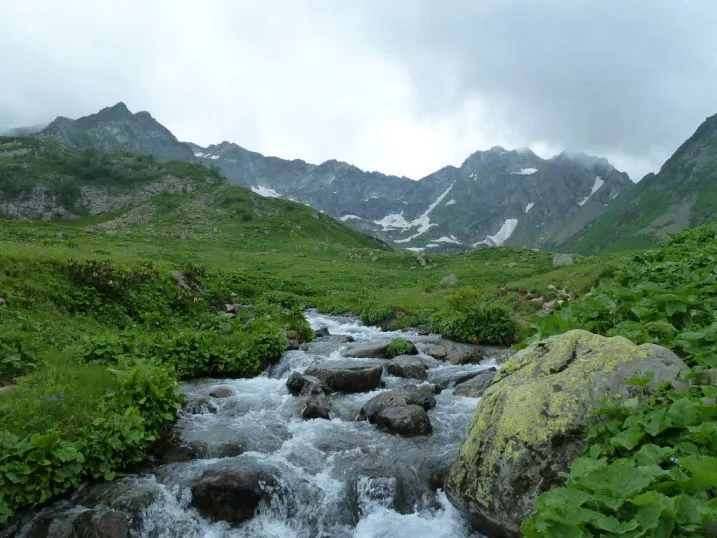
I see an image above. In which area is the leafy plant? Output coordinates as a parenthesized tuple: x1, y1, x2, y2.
(386, 338, 415, 358)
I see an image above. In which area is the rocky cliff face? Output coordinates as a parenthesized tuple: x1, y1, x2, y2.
(35, 103, 636, 251)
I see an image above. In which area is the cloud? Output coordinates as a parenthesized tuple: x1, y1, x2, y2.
(1, 1, 716, 180)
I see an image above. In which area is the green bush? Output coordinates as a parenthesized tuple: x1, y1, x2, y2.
(360, 306, 393, 326)
(430, 304, 519, 345)
(386, 338, 415, 358)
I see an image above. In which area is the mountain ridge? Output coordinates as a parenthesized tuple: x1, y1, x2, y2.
(30, 102, 638, 251)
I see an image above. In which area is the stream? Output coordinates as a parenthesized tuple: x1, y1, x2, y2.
(14, 312, 498, 538)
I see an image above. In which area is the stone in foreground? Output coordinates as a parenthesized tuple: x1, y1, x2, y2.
(375, 404, 432, 436)
(446, 330, 687, 538)
(387, 355, 427, 380)
(304, 360, 383, 393)
(190, 467, 276, 525)
(427, 339, 483, 365)
(360, 385, 438, 422)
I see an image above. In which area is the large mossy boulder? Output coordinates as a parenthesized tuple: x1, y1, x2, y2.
(445, 330, 687, 538)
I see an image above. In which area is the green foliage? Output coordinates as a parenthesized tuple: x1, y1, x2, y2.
(524, 224, 717, 536)
(386, 338, 415, 358)
(360, 306, 394, 326)
(430, 300, 520, 346)
(523, 385, 717, 537)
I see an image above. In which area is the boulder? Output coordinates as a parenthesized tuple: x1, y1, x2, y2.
(360, 385, 438, 422)
(209, 386, 234, 398)
(343, 343, 390, 359)
(183, 397, 218, 414)
(286, 372, 327, 396)
(305, 360, 383, 393)
(387, 356, 427, 380)
(314, 326, 331, 338)
(285, 339, 300, 350)
(297, 393, 331, 420)
(22, 507, 130, 538)
(446, 330, 688, 538)
(190, 467, 276, 525)
(429, 368, 483, 389)
(440, 274, 459, 286)
(452, 368, 497, 398)
(375, 405, 432, 436)
(151, 430, 197, 463)
(427, 340, 483, 365)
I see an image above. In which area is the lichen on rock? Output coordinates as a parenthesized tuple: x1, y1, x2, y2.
(445, 329, 687, 538)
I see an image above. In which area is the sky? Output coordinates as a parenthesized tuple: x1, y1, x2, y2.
(1, 1, 716, 181)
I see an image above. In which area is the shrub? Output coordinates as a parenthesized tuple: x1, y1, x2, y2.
(386, 338, 415, 358)
(360, 306, 393, 326)
(430, 304, 519, 345)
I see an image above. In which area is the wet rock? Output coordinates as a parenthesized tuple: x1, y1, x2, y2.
(298, 393, 331, 420)
(386, 355, 427, 380)
(343, 343, 390, 359)
(209, 386, 234, 398)
(375, 405, 432, 436)
(190, 467, 277, 525)
(285, 339, 300, 351)
(314, 326, 330, 338)
(286, 372, 332, 420)
(286, 372, 327, 396)
(183, 397, 218, 414)
(360, 385, 438, 422)
(76, 479, 163, 514)
(429, 368, 483, 389)
(452, 368, 497, 398)
(427, 340, 483, 365)
(151, 430, 197, 463)
(446, 330, 688, 538)
(305, 360, 383, 393)
(22, 506, 130, 538)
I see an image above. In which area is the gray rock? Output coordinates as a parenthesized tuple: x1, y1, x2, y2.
(343, 343, 390, 359)
(151, 430, 197, 463)
(386, 356, 427, 380)
(21, 506, 130, 538)
(314, 326, 330, 338)
(446, 330, 689, 538)
(429, 368, 484, 389)
(183, 397, 218, 414)
(452, 368, 497, 398)
(190, 467, 277, 525)
(305, 360, 383, 393)
(297, 393, 331, 420)
(440, 274, 459, 286)
(427, 340, 483, 365)
(286, 372, 332, 420)
(552, 253, 574, 266)
(209, 386, 234, 398)
(360, 385, 438, 422)
(375, 405, 432, 436)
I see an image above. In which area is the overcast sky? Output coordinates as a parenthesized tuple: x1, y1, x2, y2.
(1, 1, 716, 180)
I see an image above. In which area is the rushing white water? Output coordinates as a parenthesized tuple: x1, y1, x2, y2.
(18, 312, 495, 538)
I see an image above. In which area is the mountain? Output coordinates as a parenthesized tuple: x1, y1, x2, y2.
(0, 135, 386, 252)
(561, 112, 717, 253)
(36, 103, 635, 251)
(40, 102, 194, 162)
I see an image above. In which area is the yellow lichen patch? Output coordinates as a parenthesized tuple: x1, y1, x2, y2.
(447, 329, 686, 508)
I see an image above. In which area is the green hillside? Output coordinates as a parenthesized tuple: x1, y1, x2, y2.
(558, 113, 717, 254)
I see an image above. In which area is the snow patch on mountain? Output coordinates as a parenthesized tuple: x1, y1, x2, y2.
(434, 236, 461, 244)
(389, 183, 456, 243)
(374, 213, 412, 230)
(251, 185, 282, 198)
(446, 199, 457, 206)
(514, 168, 538, 175)
(339, 214, 364, 222)
(577, 176, 605, 206)
(405, 247, 425, 252)
(475, 218, 519, 247)
(525, 202, 535, 214)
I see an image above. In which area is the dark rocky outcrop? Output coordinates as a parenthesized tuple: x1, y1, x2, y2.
(190, 467, 277, 525)
(304, 360, 383, 393)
